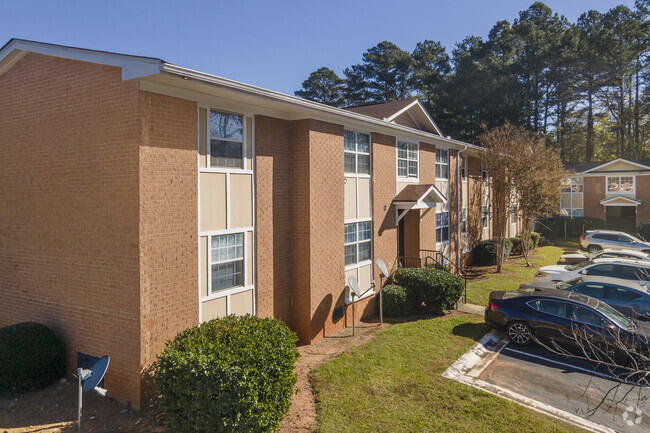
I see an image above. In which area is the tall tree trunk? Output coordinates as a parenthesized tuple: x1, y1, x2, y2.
(586, 77, 594, 162)
(619, 82, 626, 158)
(634, 58, 640, 154)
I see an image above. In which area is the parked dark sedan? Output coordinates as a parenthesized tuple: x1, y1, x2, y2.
(519, 276, 650, 320)
(485, 289, 650, 366)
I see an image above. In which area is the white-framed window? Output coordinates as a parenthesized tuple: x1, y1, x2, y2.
(511, 205, 518, 224)
(481, 160, 488, 182)
(345, 221, 372, 266)
(435, 148, 449, 180)
(461, 156, 468, 181)
(210, 233, 244, 293)
(607, 176, 634, 193)
(560, 177, 584, 219)
(344, 131, 371, 175)
(482, 205, 489, 229)
(209, 110, 244, 169)
(436, 211, 450, 244)
(397, 141, 418, 178)
(462, 207, 469, 252)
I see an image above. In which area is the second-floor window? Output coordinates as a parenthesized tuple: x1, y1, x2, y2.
(461, 156, 468, 181)
(210, 110, 243, 168)
(607, 176, 634, 193)
(436, 149, 449, 180)
(481, 160, 488, 182)
(397, 141, 418, 178)
(344, 131, 370, 175)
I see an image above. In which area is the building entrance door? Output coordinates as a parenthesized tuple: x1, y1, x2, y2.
(605, 206, 636, 234)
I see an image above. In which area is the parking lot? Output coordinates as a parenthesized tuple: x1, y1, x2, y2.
(444, 331, 649, 433)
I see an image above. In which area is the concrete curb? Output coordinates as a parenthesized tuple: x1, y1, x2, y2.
(442, 331, 616, 433)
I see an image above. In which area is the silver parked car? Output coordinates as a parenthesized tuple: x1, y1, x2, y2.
(535, 258, 650, 283)
(557, 248, 650, 265)
(579, 230, 650, 254)
(520, 276, 650, 320)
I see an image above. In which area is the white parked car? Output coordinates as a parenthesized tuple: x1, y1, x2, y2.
(534, 258, 650, 283)
(556, 248, 650, 265)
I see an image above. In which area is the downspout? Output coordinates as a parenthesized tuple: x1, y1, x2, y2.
(457, 144, 468, 271)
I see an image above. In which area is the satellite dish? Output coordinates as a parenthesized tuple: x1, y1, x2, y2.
(81, 356, 110, 392)
(376, 259, 389, 278)
(348, 276, 362, 297)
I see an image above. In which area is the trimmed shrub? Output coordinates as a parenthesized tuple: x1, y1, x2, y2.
(509, 237, 523, 255)
(472, 239, 513, 266)
(394, 268, 464, 314)
(531, 231, 540, 248)
(0, 322, 65, 396)
(155, 315, 299, 433)
(382, 284, 409, 317)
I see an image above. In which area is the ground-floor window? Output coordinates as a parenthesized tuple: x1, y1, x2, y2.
(462, 207, 469, 252)
(482, 205, 489, 229)
(436, 211, 449, 244)
(345, 220, 372, 266)
(210, 233, 244, 292)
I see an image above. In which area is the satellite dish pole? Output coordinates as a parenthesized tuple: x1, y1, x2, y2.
(77, 355, 110, 431)
(376, 259, 389, 326)
(348, 276, 372, 337)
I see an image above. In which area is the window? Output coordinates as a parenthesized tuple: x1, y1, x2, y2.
(606, 287, 642, 301)
(436, 211, 449, 244)
(397, 141, 418, 178)
(462, 207, 469, 252)
(482, 205, 489, 229)
(511, 205, 517, 224)
(210, 110, 243, 168)
(572, 305, 606, 327)
(607, 176, 634, 193)
(573, 284, 607, 298)
(481, 160, 488, 182)
(461, 156, 468, 181)
(210, 233, 244, 292)
(560, 177, 583, 219)
(345, 221, 371, 266)
(344, 131, 370, 175)
(584, 264, 615, 277)
(615, 265, 650, 281)
(435, 149, 449, 180)
(529, 300, 569, 318)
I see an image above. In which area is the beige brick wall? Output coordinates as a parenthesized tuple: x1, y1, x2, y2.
(0, 53, 142, 406)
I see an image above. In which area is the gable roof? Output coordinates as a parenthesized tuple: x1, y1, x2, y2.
(0, 38, 482, 154)
(565, 158, 650, 174)
(345, 99, 443, 135)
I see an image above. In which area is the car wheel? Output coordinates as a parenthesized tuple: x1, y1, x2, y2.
(586, 245, 601, 254)
(507, 321, 533, 345)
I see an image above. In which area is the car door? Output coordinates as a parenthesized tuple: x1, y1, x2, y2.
(583, 263, 616, 278)
(527, 299, 574, 347)
(604, 285, 645, 319)
(570, 282, 608, 300)
(616, 234, 635, 249)
(569, 304, 616, 362)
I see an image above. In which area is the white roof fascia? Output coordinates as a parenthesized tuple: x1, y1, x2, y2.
(583, 158, 650, 173)
(599, 196, 642, 206)
(161, 64, 473, 152)
(0, 39, 163, 81)
(385, 99, 443, 136)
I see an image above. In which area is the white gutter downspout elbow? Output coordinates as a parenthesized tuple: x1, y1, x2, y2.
(457, 145, 468, 271)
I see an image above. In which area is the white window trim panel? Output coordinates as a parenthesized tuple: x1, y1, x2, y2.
(395, 139, 419, 183)
(345, 259, 372, 272)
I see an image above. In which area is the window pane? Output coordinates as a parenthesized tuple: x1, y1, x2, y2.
(358, 221, 371, 241)
(397, 142, 407, 158)
(358, 241, 371, 262)
(442, 226, 449, 242)
(607, 287, 642, 301)
(574, 284, 607, 298)
(436, 149, 448, 163)
(210, 111, 242, 140)
(442, 212, 449, 226)
(537, 300, 569, 318)
(621, 177, 633, 192)
(408, 160, 417, 176)
(585, 264, 615, 277)
(211, 233, 244, 262)
(435, 165, 441, 179)
(211, 139, 242, 168)
(344, 153, 356, 173)
(441, 164, 449, 179)
(357, 155, 370, 174)
(345, 223, 357, 244)
(211, 260, 243, 292)
(407, 143, 418, 160)
(357, 133, 370, 153)
(345, 244, 357, 265)
(572, 305, 605, 327)
(398, 160, 407, 177)
(344, 131, 356, 151)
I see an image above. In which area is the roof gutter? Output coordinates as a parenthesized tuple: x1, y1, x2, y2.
(160, 63, 485, 153)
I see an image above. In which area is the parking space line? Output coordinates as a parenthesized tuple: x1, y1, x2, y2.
(502, 346, 644, 386)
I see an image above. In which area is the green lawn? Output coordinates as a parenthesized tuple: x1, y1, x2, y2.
(312, 314, 586, 433)
(465, 243, 577, 306)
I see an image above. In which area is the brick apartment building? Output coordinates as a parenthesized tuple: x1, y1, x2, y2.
(0, 39, 498, 408)
(562, 159, 650, 233)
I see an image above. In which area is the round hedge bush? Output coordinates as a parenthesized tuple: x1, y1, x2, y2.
(394, 268, 464, 314)
(155, 315, 299, 433)
(530, 231, 540, 248)
(473, 239, 513, 266)
(382, 284, 409, 317)
(0, 322, 65, 396)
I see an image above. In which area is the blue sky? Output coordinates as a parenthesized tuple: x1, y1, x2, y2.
(0, 0, 636, 95)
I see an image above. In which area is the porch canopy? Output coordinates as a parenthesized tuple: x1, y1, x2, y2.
(599, 196, 642, 207)
(393, 184, 447, 224)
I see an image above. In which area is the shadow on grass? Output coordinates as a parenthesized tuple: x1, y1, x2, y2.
(452, 322, 491, 342)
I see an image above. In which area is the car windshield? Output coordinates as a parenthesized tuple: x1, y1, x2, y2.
(594, 301, 633, 329)
(629, 234, 644, 243)
(567, 261, 593, 271)
(556, 277, 583, 290)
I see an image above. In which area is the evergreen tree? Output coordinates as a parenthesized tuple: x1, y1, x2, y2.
(295, 67, 345, 107)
